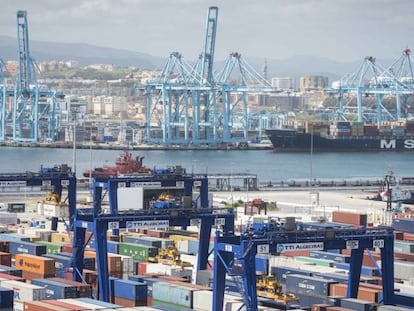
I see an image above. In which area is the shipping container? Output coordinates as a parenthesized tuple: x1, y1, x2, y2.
(0, 253, 11, 266)
(271, 266, 313, 284)
(309, 251, 350, 263)
(0, 286, 13, 309)
(7, 202, 25, 213)
(119, 243, 157, 261)
(294, 256, 335, 267)
(14, 254, 55, 276)
(339, 297, 378, 311)
(0, 264, 22, 277)
(31, 278, 78, 299)
(114, 279, 147, 301)
(0, 233, 30, 242)
(9, 241, 46, 256)
(332, 211, 367, 226)
(36, 241, 63, 254)
(152, 281, 198, 308)
(0, 280, 46, 301)
(22, 301, 71, 311)
(394, 240, 414, 253)
(286, 274, 338, 297)
(333, 262, 380, 276)
(37, 299, 89, 311)
(48, 277, 92, 298)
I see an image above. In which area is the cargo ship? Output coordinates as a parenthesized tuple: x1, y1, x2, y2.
(83, 150, 152, 178)
(265, 120, 414, 152)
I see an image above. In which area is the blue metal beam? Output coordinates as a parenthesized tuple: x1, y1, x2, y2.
(213, 226, 395, 311)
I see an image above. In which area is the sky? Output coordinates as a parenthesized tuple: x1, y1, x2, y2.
(1, 0, 413, 62)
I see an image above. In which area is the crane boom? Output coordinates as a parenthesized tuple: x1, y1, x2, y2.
(200, 6, 218, 85)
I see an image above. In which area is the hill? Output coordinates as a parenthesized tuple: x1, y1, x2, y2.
(0, 35, 396, 81)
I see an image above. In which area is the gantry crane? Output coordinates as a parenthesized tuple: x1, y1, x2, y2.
(213, 224, 396, 311)
(326, 55, 413, 124)
(0, 59, 7, 141)
(72, 171, 234, 302)
(13, 10, 40, 142)
(10, 10, 61, 143)
(0, 165, 77, 227)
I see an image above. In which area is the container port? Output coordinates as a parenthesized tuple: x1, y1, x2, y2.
(0, 162, 414, 311)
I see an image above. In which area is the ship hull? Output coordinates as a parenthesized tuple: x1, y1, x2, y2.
(266, 129, 414, 152)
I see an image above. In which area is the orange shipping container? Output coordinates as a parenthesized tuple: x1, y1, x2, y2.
(14, 254, 55, 275)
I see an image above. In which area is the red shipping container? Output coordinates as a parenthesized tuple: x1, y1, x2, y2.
(311, 304, 331, 311)
(23, 301, 71, 311)
(332, 211, 367, 226)
(0, 252, 11, 266)
(114, 296, 147, 307)
(0, 272, 25, 282)
(42, 299, 89, 311)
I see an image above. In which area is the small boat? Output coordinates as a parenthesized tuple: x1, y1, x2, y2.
(83, 150, 152, 178)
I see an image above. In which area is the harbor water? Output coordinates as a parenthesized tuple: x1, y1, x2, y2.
(0, 146, 413, 183)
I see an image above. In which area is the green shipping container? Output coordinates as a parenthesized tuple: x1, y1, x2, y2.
(36, 241, 62, 254)
(119, 242, 158, 261)
(293, 256, 334, 267)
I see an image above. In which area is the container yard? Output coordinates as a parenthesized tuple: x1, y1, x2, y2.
(0, 162, 414, 311)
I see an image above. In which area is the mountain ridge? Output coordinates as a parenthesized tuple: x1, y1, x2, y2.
(0, 35, 396, 81)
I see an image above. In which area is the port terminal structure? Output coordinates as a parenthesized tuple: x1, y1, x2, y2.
(0, 165, 76, 226)
(326, 50, 414, 124)
(137, 6, 280, 147)
(0, 11, 63, 143)
(213, 225, 396, 311)
(71, 169, 235, 302)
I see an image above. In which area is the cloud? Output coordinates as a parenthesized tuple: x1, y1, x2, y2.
(0, 0, 413, 62)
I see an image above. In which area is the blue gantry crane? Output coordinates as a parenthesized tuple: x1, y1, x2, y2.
(213, 224, 395, 311)
(8, 10, 61, 143)
(0, 59, 7, 141)
(0, 164, 77, 227)
(71, 170, 234, 302)
(138, 6, 277, 147)
(326, 55, 413, 124)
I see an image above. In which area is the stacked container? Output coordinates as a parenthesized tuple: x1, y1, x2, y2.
(14, 254, 55, 280)
(113, 279, 147, 307)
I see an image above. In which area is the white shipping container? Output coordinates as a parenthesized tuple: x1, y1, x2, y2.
(394, 282, 414, 295)
(1, 280, 46, 301)
(13, 300, 24, 311)
(118, 254, 134, 278)
(193, 290, 242, 311)
(58, 298, 107, 309)
(0, 213, 17, 225)
(380, 260, 414, 281)
(117, 187, 144, 211)
(41, 203, 70, 217)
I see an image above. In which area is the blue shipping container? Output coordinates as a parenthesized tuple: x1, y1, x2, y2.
(114, 279, 147, 301)
(255, 255, 269, 274)
(0, 287, 13, 308)
(0, 265, 22, 277)
(9, 241, 46, 256)
(270, 266, 312, 284)
(31, 278, 78, 299)
(286, 274, 338, 297)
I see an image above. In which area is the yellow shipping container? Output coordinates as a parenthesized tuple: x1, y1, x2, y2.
(51, 232, 71, 243)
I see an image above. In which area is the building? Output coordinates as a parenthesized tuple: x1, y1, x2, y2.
(299, 75, 329, 92)
(271, 77, 295, 90)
